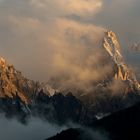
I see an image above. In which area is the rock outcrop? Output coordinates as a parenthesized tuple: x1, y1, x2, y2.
(103, 31, 140, 90)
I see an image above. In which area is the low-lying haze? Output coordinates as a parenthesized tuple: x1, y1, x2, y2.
(0, 114, 67, 140)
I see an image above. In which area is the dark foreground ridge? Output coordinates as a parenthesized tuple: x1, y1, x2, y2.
(47, 128, 82, 140)
(47, 101, 140, 140)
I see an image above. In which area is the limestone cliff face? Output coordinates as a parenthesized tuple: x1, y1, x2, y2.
(103, 31, 140, 90)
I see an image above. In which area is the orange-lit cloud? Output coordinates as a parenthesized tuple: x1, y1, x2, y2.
(0, 0, 106, 82)
(30, 0, 102, 17)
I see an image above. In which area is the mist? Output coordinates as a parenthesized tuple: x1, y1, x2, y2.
(0, 113, 110, 140)
(0, 114, 68, 140)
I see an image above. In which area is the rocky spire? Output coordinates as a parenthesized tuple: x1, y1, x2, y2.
(103, 31, 140, 90)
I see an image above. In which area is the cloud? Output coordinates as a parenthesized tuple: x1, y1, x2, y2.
(45, 19, 109, 92)
(108, 80, 128, 96)
(0, 0, 106, 83)
(30, 0, 102, 17)
(0, 115, 68, 140)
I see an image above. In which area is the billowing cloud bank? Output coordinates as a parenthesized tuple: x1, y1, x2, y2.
(0, 0, 107, 88)
(0, 0, 139, 91)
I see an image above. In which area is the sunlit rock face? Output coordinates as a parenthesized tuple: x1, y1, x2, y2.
(0, 57, 57, 104)
(103, 31, 140, 90)
(0, 57, 36, 104)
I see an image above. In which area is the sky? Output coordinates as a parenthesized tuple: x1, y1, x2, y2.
(0, 0, 140, 81)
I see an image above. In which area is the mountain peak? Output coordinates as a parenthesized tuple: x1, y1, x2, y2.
(103, 31, 122, 62)
(0, 57, 7, 68)
(0, 56, 58, 103)
(103, 30, 140, 90)
(0, 57, 6, 63)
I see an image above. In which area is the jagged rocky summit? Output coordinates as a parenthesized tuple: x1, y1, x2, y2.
(0, 57, 57, 103)
(103, 31, 140, 90)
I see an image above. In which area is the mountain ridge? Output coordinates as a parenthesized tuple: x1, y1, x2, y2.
(0, 30, 139, 124)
